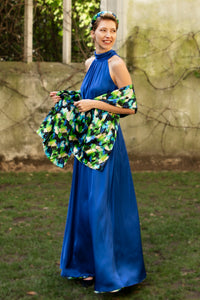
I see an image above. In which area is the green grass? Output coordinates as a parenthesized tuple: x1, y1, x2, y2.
(0, 171, 200, 300)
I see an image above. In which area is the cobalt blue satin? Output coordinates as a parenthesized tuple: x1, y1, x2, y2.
(60, 50, 146, 293)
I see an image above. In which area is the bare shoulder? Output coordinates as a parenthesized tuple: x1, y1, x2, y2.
(109, 55, 126, 68)
(109, 55, 132, 88)
(85, 56, 95, 72)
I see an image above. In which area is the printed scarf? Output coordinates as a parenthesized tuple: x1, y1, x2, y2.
(37, 84, 137, 171)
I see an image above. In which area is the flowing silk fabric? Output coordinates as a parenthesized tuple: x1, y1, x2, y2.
(60, 50, 146, 292)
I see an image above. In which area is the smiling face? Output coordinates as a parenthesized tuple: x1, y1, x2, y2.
(91, 19, 117, 53)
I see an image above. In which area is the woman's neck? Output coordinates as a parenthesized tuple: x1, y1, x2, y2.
(95, 49, 112, 54)
(95, 45, 113, 54)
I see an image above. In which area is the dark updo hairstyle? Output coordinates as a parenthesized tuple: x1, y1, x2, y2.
(90, 11, 119, 32)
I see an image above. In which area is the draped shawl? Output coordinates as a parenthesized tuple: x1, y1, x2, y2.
(37, 84, 137, 171)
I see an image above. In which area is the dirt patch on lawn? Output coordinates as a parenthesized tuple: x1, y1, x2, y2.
(128, 155, 200, 172)
(1, 155, 200, 172)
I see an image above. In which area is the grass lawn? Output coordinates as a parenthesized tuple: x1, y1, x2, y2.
(0, 171, 200, 300)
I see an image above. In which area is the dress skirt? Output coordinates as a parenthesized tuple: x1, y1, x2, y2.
(60, 125, 146, 293)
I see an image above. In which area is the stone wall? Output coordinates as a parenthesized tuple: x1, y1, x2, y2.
(0, 62, 85, 165)
(0, 0, 200, 169)
(114, 0, 200, 157)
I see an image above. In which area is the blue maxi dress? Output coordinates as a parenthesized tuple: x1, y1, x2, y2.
(60, 50, 146, 293)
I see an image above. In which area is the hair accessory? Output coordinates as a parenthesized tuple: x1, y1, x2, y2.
(90, 11, 119, 30)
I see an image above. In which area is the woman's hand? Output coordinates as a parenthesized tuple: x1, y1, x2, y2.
(50, 91, 61, 104)
(74, 100, 94, 112)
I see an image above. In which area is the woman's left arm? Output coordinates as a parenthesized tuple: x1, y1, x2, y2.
(74, 57, 135, 115)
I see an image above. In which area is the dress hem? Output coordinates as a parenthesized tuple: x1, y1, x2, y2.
(94, 274, 147, 294)
(61, 270, 147, 294)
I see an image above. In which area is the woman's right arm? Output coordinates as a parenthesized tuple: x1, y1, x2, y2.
(50, 56, 94, 104)
(85, 56, 95, 72)
(50, 91, 61, 104)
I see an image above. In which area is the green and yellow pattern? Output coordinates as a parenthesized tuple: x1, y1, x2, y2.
(37, 85, 137, 171)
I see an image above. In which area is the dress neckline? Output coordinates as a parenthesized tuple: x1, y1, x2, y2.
(95, 50, 116, 61)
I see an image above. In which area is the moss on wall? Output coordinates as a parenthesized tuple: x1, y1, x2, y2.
(120, 25, 200, 156)
(1, 0, 200, 163)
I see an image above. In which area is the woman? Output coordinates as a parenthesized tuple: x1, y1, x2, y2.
(51, 11, 146, 294)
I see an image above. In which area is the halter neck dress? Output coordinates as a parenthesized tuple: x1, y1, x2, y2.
(60, 50, 146, 293)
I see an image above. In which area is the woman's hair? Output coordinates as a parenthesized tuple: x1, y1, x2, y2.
(90, 11, 119, 31)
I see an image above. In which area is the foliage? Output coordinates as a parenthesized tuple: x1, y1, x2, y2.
(71, 0, 100, 61)
(0, 171, 200, 299)
(33, 0, 64, 61)
(0, 0, 24, 61)
(33, 0, 100, 61)
(0, 0, 100, 62)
